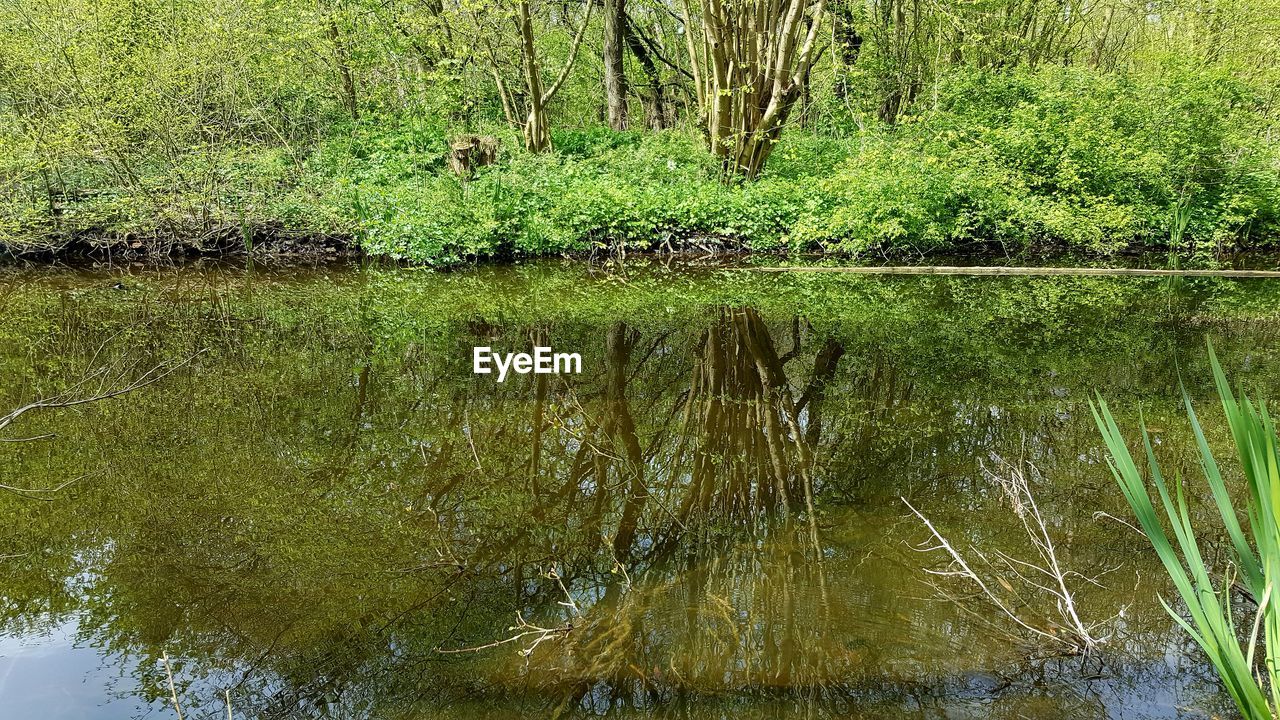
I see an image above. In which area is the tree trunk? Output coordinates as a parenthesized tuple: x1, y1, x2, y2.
(484, 0, 591, 152)
(603, 0, 629, 130)
(687, 0, 827, 179)
(517, 0, 551, 152)
(523, 102, 551, 153)
(326, 15, 359, 120)
(623, 14, 673, 129)
(832, 0, 864, 99)
(447, 135, 499, 177)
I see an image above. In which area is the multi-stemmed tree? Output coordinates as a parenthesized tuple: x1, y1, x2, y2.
(682, 0, 828, 177)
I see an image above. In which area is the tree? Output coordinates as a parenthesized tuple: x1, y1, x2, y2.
(682, 0, 828, 177)
(603, 0, 629, 130)
(321, 0, 361, 120)
(476, 0, 593, 152)
(622, 8, 684, 129)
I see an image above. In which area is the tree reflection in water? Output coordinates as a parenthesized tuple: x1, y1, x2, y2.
(0, 263, 1258, 719)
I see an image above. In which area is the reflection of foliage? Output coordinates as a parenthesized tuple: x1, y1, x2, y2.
(0, 263, 1275, 717)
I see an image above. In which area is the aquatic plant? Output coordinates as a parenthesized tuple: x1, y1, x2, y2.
(1093, 348, 1280, 720)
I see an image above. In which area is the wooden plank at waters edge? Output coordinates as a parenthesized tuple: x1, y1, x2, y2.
(753, 266, 1280, 278)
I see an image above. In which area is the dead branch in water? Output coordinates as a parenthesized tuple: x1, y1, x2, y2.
(903, 457, 1110, 654)
(162, 650, 184, 720)
(435, 611, 574, 656)
(435, 565, 581, 658)
(0, 352, 202, 436)
(0, 470, 102, 501)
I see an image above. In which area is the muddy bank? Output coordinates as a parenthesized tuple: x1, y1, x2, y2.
(0, 223, 357, 263)
(4, 224, 1273, 271)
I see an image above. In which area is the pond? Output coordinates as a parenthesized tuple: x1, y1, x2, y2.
(2, 258, 1278, 719)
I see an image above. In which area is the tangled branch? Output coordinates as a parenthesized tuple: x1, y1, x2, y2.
(903, 457, 1113, 654)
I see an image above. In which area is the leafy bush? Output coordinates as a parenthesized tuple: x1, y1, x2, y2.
(4, 61, 1274, 263)
(928, 65, 1280, 250)
(790, 142, 1025, 253)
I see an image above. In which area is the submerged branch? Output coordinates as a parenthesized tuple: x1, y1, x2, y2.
(435, 565, 582, 657)
(0, 352, 203, 499)
(0, 470, 99, 501)
(903, 457, 1108, 654)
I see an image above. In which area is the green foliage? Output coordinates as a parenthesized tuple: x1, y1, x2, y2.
(940, 65, 1279, 249)
(801, 64, 1280, 255)
(789, 141, 1024, 253)
(305, 128, 809, 263)
(1094, 347, 1280, 720)
(294, 62, 1277, 264)
(0, 0, 1275, 263)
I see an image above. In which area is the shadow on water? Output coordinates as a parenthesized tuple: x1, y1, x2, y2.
(1, 259, 1276, 718)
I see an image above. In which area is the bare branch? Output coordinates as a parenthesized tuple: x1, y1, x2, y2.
(0, 350, 204, 437)
(435, 564, 581, 657)
(903, 478, 1103, 654)
(541, 0, 594, 104)
(0, 352, 203, 500)
(0, 470, 99, 501)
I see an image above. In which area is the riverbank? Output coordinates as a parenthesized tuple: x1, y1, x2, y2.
(0, 223, 356, 263)
(4, 68, 1277, 267)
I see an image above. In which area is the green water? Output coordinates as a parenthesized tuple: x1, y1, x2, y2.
(2, 259, 1277, 719)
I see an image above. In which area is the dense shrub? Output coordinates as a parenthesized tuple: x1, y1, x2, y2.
(279, 62, 1274, 264)
(4, 62, 1275, 264)
(924, 65, 1280, 250)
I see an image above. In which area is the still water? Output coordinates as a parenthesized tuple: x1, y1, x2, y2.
(1, 259, 1277, 719)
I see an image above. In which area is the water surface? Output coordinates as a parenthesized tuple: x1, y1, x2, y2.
(2, 259, 1278, 719)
